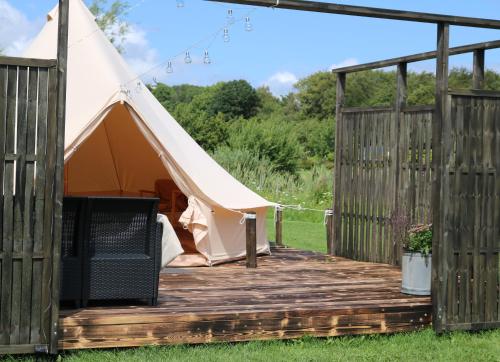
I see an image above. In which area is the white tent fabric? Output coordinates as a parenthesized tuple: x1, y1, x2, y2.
(23, 0, 273, 265)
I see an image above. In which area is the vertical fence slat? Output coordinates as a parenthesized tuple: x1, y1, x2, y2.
(40, 67, 58, 347)
(484, 99, 496, 323)
(0, 64, 7, 345)
(1, 66, 17, 345)
(19, 67, 38, 344)
(10, 66, 28, 345)
(30, 67, 49, 345)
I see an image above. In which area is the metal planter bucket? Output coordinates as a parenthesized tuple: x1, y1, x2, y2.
(401, 252, 431, 296)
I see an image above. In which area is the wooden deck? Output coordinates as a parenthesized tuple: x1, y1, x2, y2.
(59, 249, 432, 350)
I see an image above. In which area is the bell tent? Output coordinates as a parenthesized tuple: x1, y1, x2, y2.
(23, 0, 272, 266)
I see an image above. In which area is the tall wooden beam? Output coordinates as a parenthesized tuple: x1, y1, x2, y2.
(473, 49, 485, 89)
(393, 62, 407, 264)
(245, 212, 257, 268)
(207, 0, 500, 29)
(332, 72, 346, 256)
(50, 0, 69, 354)
(431, 22, 450, 335)
(332, 40, 500, 74)
(274, 206, 283, 247)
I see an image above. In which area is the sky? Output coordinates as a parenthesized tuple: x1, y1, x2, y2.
(2, 0, 500, 95)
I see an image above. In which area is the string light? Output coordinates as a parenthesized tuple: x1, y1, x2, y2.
(203, 50, 211, 64)
(223, 28, 230, 42)
(176, 0, 185, 8)
(227, 9, 235, 24)
(120, 7, 257, 88)
(166, 61, 173, 74)
(245, 16, 253, 32)
(135, 81, 142, 93)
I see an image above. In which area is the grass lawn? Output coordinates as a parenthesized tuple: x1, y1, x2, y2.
(266, 218, 327, 253)
(9, 329, 499, 361)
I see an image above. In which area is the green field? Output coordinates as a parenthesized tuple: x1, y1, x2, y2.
(266, 217, 327, 253)
(9, 329, 499, 362)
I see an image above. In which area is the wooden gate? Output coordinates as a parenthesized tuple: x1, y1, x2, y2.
(0, 57, 61, 354)
(433, 91, 500, 332)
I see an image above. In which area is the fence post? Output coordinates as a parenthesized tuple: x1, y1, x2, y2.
(473, 49, 485, 89)
(245, 212, 257, 268)
(432, 22, 450, 334)
(275, 206, 283, 247)
(393, 62, 408, 265)
(325, 209, 334, 255)
(333, 72, 346, 256)
(50, 0, 70, 354)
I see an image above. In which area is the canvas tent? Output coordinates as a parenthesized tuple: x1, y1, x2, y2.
(23, 0, 272, 265)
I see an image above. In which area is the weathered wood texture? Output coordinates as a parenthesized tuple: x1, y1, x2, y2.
(0, 62, 59, 355)
(58, 248, 431, 350)
(208, 0, 500, 29)
(435, 93, 500, 332)
(274, 206, 283, 247)
(332, 40, 500, 74)
(399, 108, 434, 226)
(334, 108, 396, 264)
(334, 107, 434, 265)
(246, 212, 257, 268)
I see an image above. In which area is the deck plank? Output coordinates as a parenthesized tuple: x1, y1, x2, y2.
(59, 248, 431, 350)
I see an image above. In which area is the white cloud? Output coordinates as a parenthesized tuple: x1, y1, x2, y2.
(330, 58, 359, 71)
(121, 25, 161, 80)
(263, 71, 299, 96)
(0, 0, 42, 55)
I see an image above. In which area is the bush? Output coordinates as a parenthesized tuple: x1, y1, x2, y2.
(227, 118, 303, 174)
(406, 224, 432, 255)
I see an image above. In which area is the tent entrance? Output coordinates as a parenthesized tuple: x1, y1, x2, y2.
(64, 103, 197, 254)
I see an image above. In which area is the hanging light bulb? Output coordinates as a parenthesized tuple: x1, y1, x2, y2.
(203, 50, 211, 64)
(227, 9, 235, 24)
(223, 28, 230, 42)
(176, 0, 184, 8)
(135, 81, 142, 93)
(184, 51, 192, 64)
(245, 16, 253, 32)
(166, 61, 173, 74)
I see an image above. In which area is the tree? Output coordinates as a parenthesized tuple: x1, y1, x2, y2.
(256, 86, 281, 116)
(173, 102, 228, 152)
(88, 0, 130, 53)
(151, 83, 204, 111)
(207, 80, 260, 119)
(295, 71, 336, 120)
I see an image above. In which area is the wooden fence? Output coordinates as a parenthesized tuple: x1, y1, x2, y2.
(0, 57, 61, 354)
(334, 105, 434, 265)
(434, 91, 500, 331)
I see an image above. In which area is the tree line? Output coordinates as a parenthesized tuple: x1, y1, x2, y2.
(150, 67, 500, 176)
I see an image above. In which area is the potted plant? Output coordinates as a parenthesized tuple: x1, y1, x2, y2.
(401, 224, 432, 296)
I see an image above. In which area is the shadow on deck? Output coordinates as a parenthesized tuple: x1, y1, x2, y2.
(59, 248, 432, 350)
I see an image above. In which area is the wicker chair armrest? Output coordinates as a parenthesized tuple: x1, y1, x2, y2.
(153, 221, 163, 302)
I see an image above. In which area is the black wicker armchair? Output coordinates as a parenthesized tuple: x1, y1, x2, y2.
(61, 197, 86, 307)
(61, 196, 162, 307)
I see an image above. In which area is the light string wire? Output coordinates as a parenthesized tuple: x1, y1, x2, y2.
(227, 203, 333, 226)
(122, 7, 256, 87)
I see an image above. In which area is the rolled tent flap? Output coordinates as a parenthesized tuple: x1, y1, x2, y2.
(179, 196, 209, 243)
(24, 0, 273, 265)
